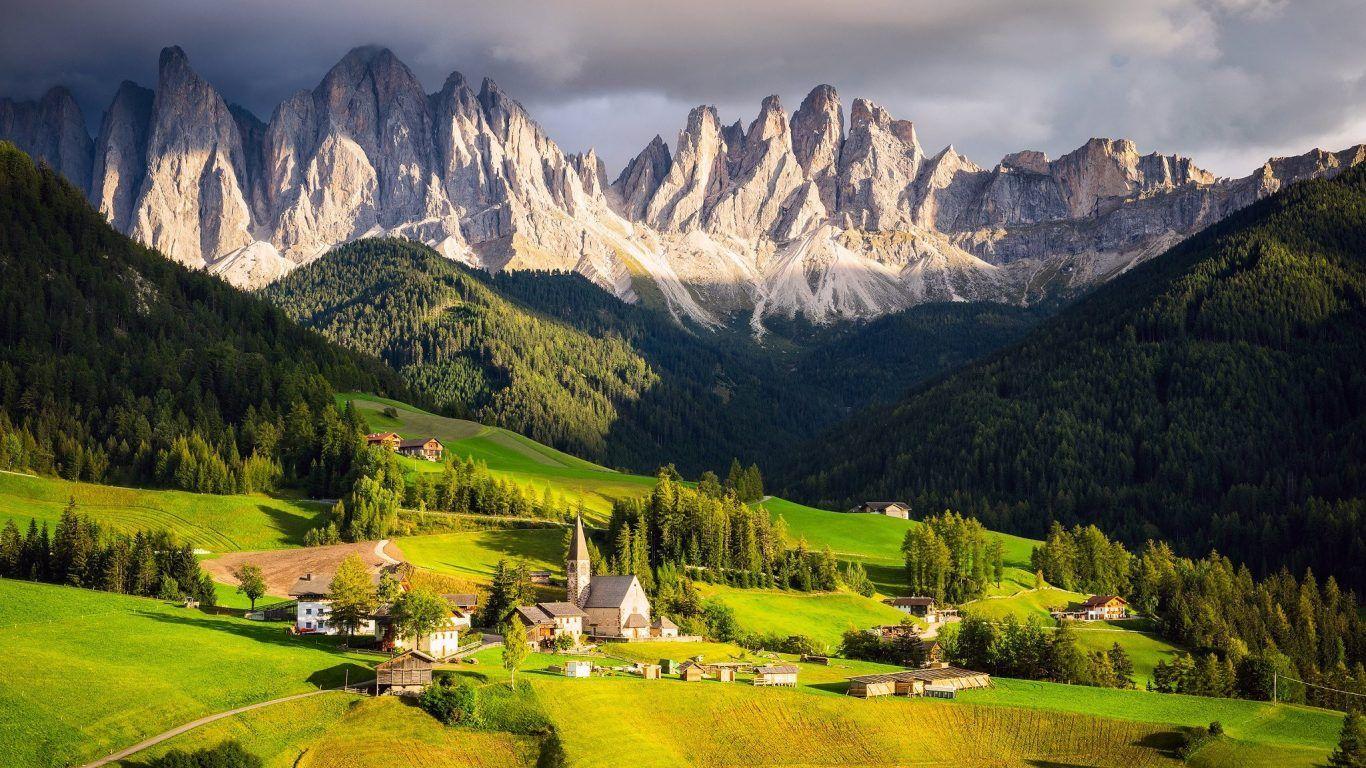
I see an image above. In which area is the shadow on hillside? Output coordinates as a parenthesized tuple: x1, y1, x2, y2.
(132, 610, 372, 685)
(806, 681, 850, 695)
(858, 561, 906, 596)
(258, 502, 325, 546)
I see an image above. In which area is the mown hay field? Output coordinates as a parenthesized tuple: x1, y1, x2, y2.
(0, 471, 324, 553)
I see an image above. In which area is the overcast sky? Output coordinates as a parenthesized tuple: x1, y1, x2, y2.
(2, 0, 1363, 178)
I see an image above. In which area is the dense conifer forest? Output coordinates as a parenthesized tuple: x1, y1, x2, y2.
(780, 165, 1366, 592)
(0, 144, 407, 496)
(264, 239, 1039, 474)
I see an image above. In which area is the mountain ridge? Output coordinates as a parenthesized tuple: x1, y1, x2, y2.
(2, 45, 1362, 330)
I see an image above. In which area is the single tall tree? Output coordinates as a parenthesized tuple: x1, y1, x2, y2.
(502, 616, 529, 689)
(1329, 712, 1366, 768)
(234, 564, 267, 610)
(394, 587, 450, 650)
(328, 555, 377, 640)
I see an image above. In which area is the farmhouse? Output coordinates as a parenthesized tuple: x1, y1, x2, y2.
(288, 571, 382, 635)
(846, 666, 992, 698)
(364, 432, 401, 451)
(390, 610, 471, 659)
(397, 437, 444, 461)
(852, 501, 911, 519)
(516, 601, 587, 647)
(753, 664, 799, 686)
(375, 650, 434, 695)
(884, 596, 960, 624)
(1052, 595, 1129, 622)
(565, 515, 678, 640)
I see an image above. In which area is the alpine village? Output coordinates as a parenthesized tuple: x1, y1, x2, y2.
(1, 5, 1365, 767)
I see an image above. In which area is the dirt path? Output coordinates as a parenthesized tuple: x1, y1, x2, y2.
(77, 687, 366, 768)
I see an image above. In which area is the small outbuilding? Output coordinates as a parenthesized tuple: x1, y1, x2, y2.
(375, 650, 435, 695)
(753, 664, 799, 687)
(847, 673, 900, 698)
(564, 660, 594, 678)
(716, 666, 735, 683)
(640, 664, 661, 679)
(659, 659, 679, 675)
(679, 661, 704, 682)
(845, 665, 990, 698)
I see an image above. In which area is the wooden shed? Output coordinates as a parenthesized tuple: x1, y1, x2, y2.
(640, 664, 661, 679)
(375, 650, 434, 694)
(659, 659, 679, 674)
(847, 673, 900, 698)
(679, 661, 704, 682)
(564, 660, 593, 678)
(716, 666, 735, 683)
(906, 665, 992, 691)
(753, 664, 799, 687)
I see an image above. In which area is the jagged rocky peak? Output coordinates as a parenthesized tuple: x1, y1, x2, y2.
(92, 81, 155, 231)
(133, 45, 256, 269)
(1000, 150, 1050, 174)
(836, 97, 926, 230)
(790, 84, 843, 211)
(643, 104, 732, 232)
(1048, 137, 1214, 217)
(610, 134, 672, 221)
(567, 148, 608, 197)
(0, 85, 94, 195)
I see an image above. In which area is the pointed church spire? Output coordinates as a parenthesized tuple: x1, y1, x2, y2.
(567, 514, 592, 607)
(570, 513, 590, 562)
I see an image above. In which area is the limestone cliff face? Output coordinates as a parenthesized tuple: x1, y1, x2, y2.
(91, 82, 154, 232)
(132, 46, 257, 269)
(3, 48, 1362, 330)
(0, 86, 94, 197)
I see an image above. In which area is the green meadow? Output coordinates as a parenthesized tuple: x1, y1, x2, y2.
(395, 528, 565, 583)
(0, 578, 373, 768)
(696, 582, 911, 651)
(962, 678, 1342, 767)
(0, 471, 325, 553)
(342, 393, 655, 519)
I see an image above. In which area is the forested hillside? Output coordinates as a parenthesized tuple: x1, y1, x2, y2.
(782, 165, 1366, 590)
(266, 240, 1039, 473)
(0, 142, 406, 495)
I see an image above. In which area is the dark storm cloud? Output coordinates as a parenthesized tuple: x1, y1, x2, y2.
(1, 0, 1362, 177)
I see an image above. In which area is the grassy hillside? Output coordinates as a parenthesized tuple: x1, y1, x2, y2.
(696, 582, 911, 651)
(964, 678, 1341, 767)
(0, 579, 372, 768)
(0, 471, 325, 552)
(343, 392, 654, 519)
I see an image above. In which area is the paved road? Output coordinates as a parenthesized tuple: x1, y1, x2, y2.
(78, 686, 365, 768)
(374, 538, 401, 566)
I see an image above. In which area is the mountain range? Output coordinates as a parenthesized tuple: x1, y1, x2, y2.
(3, 45, 1363, 330)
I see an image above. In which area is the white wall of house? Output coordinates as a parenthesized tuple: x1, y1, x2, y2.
(295, 599, 376, 635)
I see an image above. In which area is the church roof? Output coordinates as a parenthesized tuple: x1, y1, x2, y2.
(582, 575, 640, 609)
(570, 515, 590, 561)
(624, 612, 649, 629)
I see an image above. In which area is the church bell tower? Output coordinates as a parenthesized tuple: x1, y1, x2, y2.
(567, 514, 592, 607)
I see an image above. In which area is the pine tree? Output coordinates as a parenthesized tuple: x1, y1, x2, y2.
(1329, 713, 1366, 768)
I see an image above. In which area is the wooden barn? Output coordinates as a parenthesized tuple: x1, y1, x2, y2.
(375, 650, 434, 695)
(397, 437, 444, 461)
(753, 664, 799, 687)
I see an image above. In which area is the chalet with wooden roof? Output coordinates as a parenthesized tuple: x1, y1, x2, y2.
(364, 432, 402, 451)
(852, 501, 911, 519)
(397, 437, 444, 461)
(515, 601, 587, 646)
(1051, 595, 1130, 621)
(883, 596, 959, 623)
